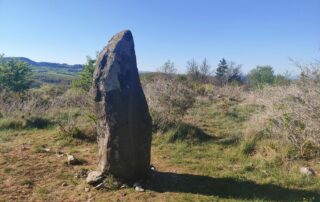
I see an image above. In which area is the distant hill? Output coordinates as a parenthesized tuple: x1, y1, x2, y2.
(0, 57, 156, 86)
(1, 57, 84, 86)
(2, 57, 83, 73)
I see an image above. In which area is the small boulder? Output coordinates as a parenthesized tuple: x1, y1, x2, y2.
(56, 150, 64, 158)
(67, 154, 82, 165)
(134, 186, 145, 192)
(120, 184, 129, 189)
(86, 171, 103, 185)
(150, 165, 156, 171)
(61, 182, 68, 187)
(300, 167, 316, 176)
(133, 182, 144, 192)
(94, 182, 105, 190)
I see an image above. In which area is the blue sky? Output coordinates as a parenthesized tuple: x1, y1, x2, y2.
(0, 0, 319, 74)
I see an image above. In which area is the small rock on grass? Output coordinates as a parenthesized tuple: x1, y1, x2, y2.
(95, 182, 105, 190)
(134, 186, 145, 192)
(84, 187, 90, 192)
(120, 184, 129, 189)
(300, 167, 316, 176)
(133, 182, 145, 192)
(150, 164, 156, 171)
(43, 148, 51, 152)
(86, 171, 103, 185)
(67, 154, 82, 165)
(56, 150, 64, 158)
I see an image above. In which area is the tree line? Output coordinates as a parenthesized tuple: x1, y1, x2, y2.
(158, 58, 290, 87)
(0, 54, 291, 94)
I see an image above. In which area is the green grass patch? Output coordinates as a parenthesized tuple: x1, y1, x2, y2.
(165, 123, 212, 143)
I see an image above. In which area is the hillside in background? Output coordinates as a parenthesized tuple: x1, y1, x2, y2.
(2, 57, 84, 86)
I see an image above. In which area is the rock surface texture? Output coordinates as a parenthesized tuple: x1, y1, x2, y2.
(92, 30, 152, 182)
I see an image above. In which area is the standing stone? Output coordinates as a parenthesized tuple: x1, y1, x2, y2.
(92, 30, 152, 182)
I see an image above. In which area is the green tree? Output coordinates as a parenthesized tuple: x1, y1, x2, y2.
(72, 56, 96, 91)
(215, 58, 228, 79)
(248, 65, 275, 86)
(0, 57, 33, 92)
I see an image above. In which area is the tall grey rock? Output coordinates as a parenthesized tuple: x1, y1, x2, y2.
(92, 30, 152, 182)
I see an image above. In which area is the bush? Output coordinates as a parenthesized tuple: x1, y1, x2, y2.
(247, 65, 275, 87)
(144, 76, 195, 131)
(244, 59, 320, 158)
(57, 111, 96, 142)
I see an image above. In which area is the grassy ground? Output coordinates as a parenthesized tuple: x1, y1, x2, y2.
(0, 97, 319, 201)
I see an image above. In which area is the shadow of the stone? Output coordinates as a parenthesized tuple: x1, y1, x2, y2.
(146, 171, 319, 201)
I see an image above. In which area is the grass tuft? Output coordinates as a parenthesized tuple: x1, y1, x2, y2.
(165, 123, 212, 143)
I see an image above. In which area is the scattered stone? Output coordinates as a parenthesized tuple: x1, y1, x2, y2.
(43, 148, 50, 152)
(229, 97, 237, 102)
(84, 187, 90, 192)
(67, 154, 75, 164)
(150, 165, 156, 171)
(120, 184, 129, 189)
(61, 182, 68, 187)
(133, 182, 145, 192)
(86, 171, 103, 185)
(56, 150, 64, 158)
(67, 154, 82, 165)
(75, 169, 88, 179)
(93, 30, 152, 182)
(134, 186, 145, 192)
(300, 167, 316, 176)
(87, 196, 94, 202)
(94, 182, 105, 190)
(262, 170, 269, 177)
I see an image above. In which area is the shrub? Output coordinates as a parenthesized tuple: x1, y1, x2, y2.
(244, 59, 320, 158)
(57, 111, 96, 142)
(247, 65, 275, 87)
(144, 76, 195, 131)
